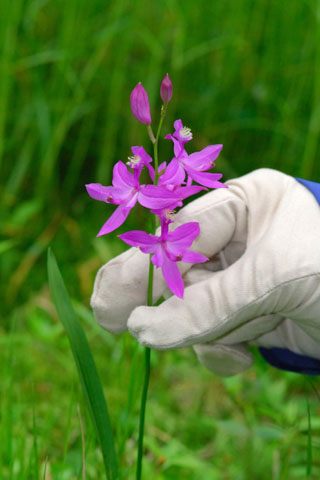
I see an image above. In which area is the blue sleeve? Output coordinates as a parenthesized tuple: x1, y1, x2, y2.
(259, 176, 320, 375)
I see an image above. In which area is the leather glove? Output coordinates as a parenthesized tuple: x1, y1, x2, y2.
(90, 168, 320, 376)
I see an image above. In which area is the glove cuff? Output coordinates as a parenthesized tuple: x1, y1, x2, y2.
(259, 347, 320, 375)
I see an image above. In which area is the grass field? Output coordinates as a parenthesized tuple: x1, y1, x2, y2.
(1, 0, 320, 478)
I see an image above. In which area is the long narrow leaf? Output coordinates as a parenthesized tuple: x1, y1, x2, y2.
(47, 248, 118, 480)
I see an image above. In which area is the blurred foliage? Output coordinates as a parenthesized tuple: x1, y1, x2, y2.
(1, 0, 320, 478)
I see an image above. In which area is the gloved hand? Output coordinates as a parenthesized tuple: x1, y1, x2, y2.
(91, 168, 320, 376)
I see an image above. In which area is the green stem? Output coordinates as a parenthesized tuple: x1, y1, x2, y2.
(153, 105, 167, 185)
(136, 345, 151, 480)
(136, 257, 153, 480)
(136, 104, 168, 480)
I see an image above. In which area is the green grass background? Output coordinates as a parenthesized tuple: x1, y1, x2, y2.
(1, 0, 320, 478)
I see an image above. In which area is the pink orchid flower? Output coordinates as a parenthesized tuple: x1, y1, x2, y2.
(165, 120, 227, 189)
(86, 161, 182, 236)
(119, 219, 208, 298)
(127, 146, 153, 178)
(171, 119, 193, 148)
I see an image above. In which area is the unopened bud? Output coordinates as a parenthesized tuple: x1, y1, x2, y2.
(160, 74, 173, 104)
(130, 83, 152, 125)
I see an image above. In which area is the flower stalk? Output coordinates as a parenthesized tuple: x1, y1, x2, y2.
(136, 104, 167, 480)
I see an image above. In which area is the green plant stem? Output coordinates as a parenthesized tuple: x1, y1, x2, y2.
(136, 345, 151, 480)
(153, 105, 167, 185)
(136, 257, 154, 480)
(136, 104, 168, 480)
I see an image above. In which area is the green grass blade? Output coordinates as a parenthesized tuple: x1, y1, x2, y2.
(32, 384, 40, 480)
(306, 398, 312, 478)
(47, 248, 119, 480)
(42, 457, 48, 480)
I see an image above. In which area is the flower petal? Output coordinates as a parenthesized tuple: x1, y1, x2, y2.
(173, 119, 192, 144)
(185, 145, 223, 171)
(138, 185, 180, 209)
(112, 161, 136, 189)
(185, 169, 227, 189)
(97, 205, 132, 236)
(151, 244, 165, 268)
(173, 119, 183, 132)
(174, 185, 206, 201)
(165, 223, 202, 260)
(130, 83, 151, 125)
(159, 159, 185, 187)
(166, 222, 200, 246)
(181, 251, 209, 264)
(118, 230, 158, 253)
(160, 74, 173, 104)
(131, 146, 153, 166)
(159, 161, 167, 172)
(86, 183, 114, 202)
(161, 255, 184, 298)
(165, 133, 183, 158)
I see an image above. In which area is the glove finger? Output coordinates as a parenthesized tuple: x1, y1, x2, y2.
(127, 243, 292, 350)
(91, 248, 167, 333)
(91, 186, 247, 333)
(193, 343, 253, 377)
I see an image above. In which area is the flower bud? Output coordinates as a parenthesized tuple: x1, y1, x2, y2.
(160, 73, 173, 104)
(130, 83, 152, 125)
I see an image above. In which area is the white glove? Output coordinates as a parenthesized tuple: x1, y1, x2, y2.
(91, 168, 320, 376)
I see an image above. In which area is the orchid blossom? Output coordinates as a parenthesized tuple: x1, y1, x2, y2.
(119, 219, 208, 298)
(86, 160, 181, 236)
(165, 119, 227, 188)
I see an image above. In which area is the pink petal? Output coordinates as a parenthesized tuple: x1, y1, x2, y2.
(161, 255, 184, 298)
(165, 134, 183, 158)
(159, 162, 167, 172)
(151, 244, 165, 268)
(167, 222, 200, 245)
(118, 230, 158, 253)
(138, 185, 180, 209)
(131, 146, 153, 166)
(165, 223, 201, 259)
(174, 185, 206, 201)
(186, 176, 192, 187)
(97, 205, 132, 236)
(173, 119, 183, 132)
(159, 159, 185, 187)
(148, 164, 155, 182)
(160, 73, 173, 104)
(125, 191, 139, 208)
(112, 161, 136, 189)
(86, 183, 114, 202)
(181, 251, 209, 264)
(185, 145, 223, 171)
(173, 119, 192, 144)
(147, 161, 165, 183)
(185, 169, 227, 189)
(130, 83, 151, 125)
